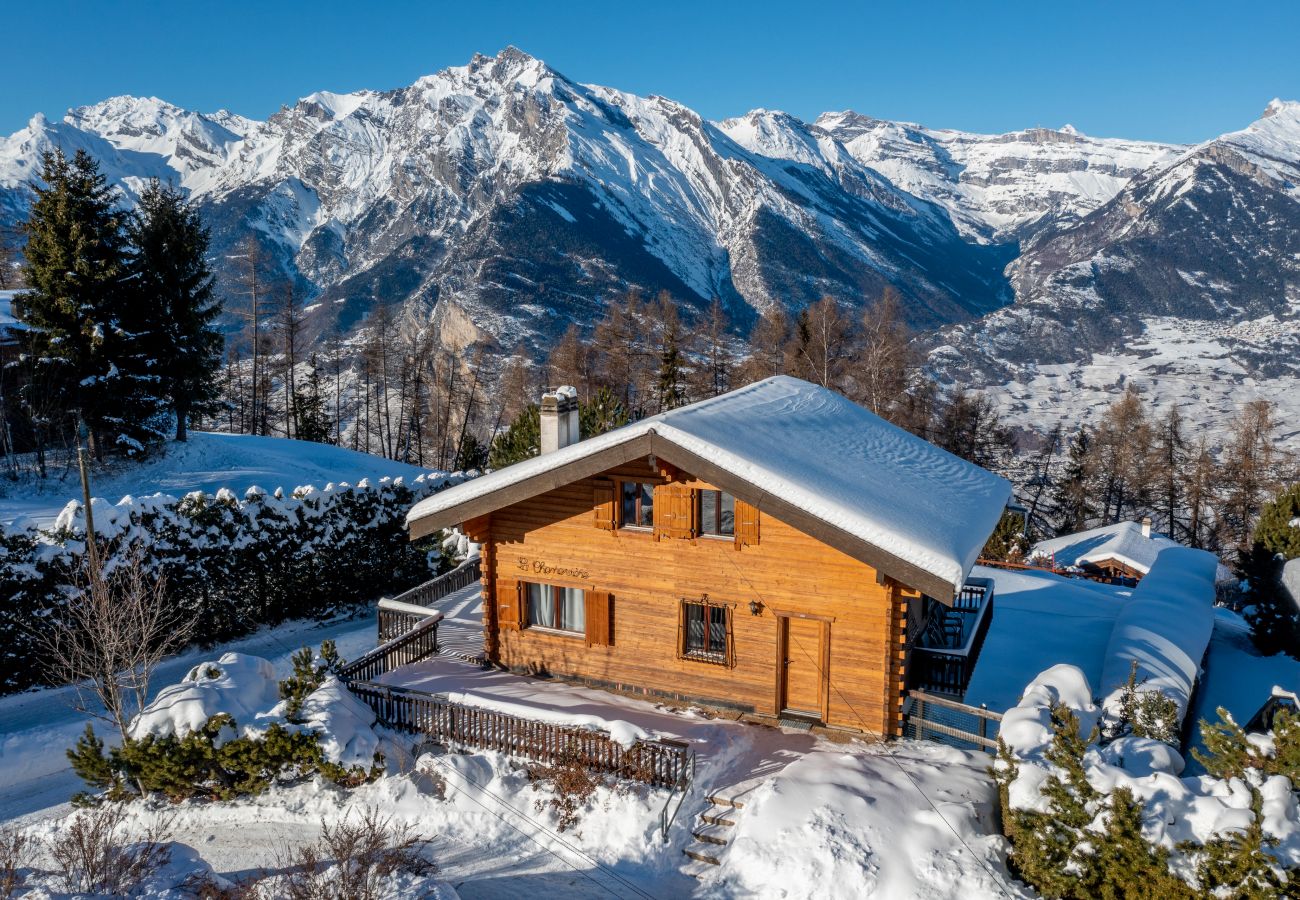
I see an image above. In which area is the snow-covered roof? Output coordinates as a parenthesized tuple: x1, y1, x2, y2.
(0, 290, 27, 335)
(1031, 520, 1180, 575)
(408, 376, 1011, 599)
(1098, 546, 1219, 723)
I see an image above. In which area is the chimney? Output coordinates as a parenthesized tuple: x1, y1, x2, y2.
(1141, 516, 1152, 539)
(540, 386, 579, 454)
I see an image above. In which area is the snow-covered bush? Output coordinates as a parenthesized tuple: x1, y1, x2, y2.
(0, 473, 464, 694)
(69, 653, 384, 803)
(994, 664, 1300, 897)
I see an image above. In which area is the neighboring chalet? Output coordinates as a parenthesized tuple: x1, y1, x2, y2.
(406, 377, 1011, 734)
(1032, 519, 1234, 586)
(1032, 519, 1180, 584)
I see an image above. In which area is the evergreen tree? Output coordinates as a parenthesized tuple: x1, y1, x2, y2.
(1086, 787, 1193, 900)
(981, 510, 1029, 562)
(1241, 483, 1300, 658)
(18, 149, 138, 454)
(291, 356, 333, 444)
(579, 387, 630, 438)
(1052, 429, 1097, 535)
(489, 404, 540, 470)
(128, 180, 223, 441)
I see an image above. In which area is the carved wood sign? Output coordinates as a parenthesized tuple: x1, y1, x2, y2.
(514, 556, 592, 581)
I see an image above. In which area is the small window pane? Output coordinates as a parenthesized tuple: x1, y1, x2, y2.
(700, 490, 719, 535)
(560, 587, 585, 632)
(707, 606, 727, 653)
(620, 482, 638, 527)
(638, 483, 654, 528)
(719, 493, 735, 535)
(685, 603, 705, 653)
(527, 583, 554, 628)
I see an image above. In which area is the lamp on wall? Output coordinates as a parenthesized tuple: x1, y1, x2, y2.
(748, 599, 763, 616)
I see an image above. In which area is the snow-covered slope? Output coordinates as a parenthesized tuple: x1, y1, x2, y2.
(930, 99, 1300, 443)
(0, 431, 439, 526)
(817, 111, 1179, 242)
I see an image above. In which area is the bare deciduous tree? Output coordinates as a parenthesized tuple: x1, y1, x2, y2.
(41, 551, 193, 744)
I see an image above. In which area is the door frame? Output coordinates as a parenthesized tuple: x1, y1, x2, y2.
(773, 610, 832, 722)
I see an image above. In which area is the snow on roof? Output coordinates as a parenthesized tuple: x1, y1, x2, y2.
(408, 376, 1011, 594)
(1097, 546, 1219, 724)
(1032, 520, 1179, 575)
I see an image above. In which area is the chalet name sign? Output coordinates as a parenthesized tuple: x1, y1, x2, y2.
(515, 556, 592, 581)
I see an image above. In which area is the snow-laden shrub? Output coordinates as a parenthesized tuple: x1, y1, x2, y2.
(994, 664, 1300, 897)
(0, 473, 464, 694)
(70, 653, 384, 802)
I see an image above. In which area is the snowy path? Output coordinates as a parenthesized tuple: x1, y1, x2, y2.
(0, 611, 378, 825)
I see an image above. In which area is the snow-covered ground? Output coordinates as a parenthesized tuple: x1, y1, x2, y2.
(0, 610, 378, 826)
(964, 564, 1130, 714)
(0, 431, 436, 526)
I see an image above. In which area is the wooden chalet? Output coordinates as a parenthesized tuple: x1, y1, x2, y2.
(406, 377, 1011, 734)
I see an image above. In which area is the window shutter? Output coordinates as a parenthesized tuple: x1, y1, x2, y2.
(593, 480, 616, 530)
(656, 485, 695, 540)
(585, 590, 612, 647)
(735, 500, 761, 549)
(498, 580, 524, 631)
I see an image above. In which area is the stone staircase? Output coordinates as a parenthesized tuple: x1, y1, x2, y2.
(682, 793, 744, 869)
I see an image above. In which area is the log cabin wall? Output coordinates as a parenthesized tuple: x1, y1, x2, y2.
(468, 456, 910, 736)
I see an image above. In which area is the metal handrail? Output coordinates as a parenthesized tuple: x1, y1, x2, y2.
(659, 742, 697, 842)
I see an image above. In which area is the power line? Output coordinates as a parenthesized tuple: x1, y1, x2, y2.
(419, 753, 662, 900)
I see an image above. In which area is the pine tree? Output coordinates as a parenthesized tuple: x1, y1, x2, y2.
(128, 179, 223, 442)
(18, 149, 137, 455)
(1153, 406, 1187, 540)
(1086, 787, 1192, 900)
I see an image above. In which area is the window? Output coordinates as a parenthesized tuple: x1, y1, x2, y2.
(680, 598, 731, 665)
(619, 481, 655, 529)
(526, 582, 586, 634)
(698, 490, 736, 537)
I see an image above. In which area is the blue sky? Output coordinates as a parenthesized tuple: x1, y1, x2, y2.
(5, 0, 1297, 142)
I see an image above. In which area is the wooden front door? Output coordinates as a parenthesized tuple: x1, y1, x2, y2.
(778, 615, 825, 718)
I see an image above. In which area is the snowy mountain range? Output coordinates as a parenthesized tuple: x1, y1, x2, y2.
(2, 47, 1298, 442)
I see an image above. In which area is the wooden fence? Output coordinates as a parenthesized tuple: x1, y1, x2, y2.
(377, 556, 482, 641)
(902, 689, 1002, 752)
(347, 680, 694, 791)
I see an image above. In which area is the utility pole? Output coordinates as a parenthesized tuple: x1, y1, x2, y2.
(76, 420, 101, 583)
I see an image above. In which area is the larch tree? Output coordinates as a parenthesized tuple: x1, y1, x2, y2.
(127, 180, 223, 442)
(739, 306, 790, 385)
(1151, 405, 1187, 540)
(791, 296, 854, 391)
(1219, 400, 1282, 559)
(690, 297, 734, 399)
(852, 286, 920, 422)
(546, 325, 592, 398)
(1182, 435, 1220, 550)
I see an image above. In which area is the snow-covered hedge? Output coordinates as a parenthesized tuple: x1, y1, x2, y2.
(0, 474, 464, 694)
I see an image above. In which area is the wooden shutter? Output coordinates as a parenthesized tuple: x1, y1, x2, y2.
(675, 599, 687, 659)
(724, 603, 735, 667)
(656, 485, 696, 540)
(498, 580, 525, 631)
(735, 500, 761, 549)
(584, 590, 612, 647)
(593, 480, 616, 530)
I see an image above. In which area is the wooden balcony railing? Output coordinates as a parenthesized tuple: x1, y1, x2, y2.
(377, 556, 482, 643)
(907, 577, 995, 698)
